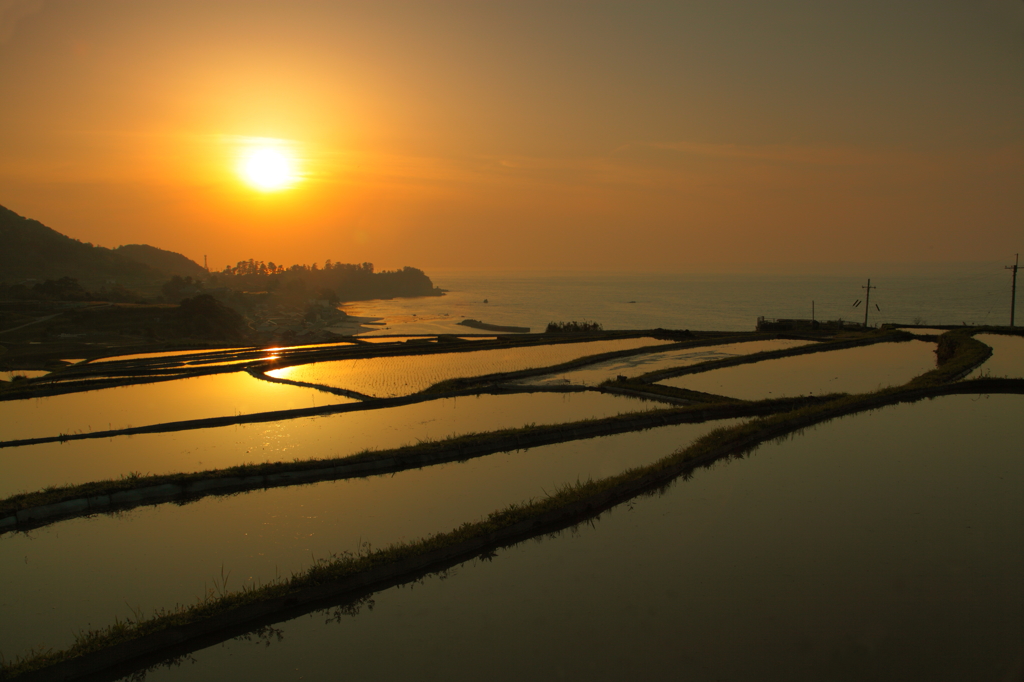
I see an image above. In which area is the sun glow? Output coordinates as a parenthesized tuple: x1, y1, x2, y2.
(239, 147, 297, 191)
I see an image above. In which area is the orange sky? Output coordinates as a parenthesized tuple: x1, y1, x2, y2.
(0, 1, 1021, 272)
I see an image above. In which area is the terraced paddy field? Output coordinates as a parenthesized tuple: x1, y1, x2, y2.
(0, 328, 1019, 681)
(0, 373, 356, 443)
(88, 348, 252, 364)
(120, 394, 1024, 682)
(89, 342, 364, 367)
(0, 371, 49, 381)
(266, 337, 674, 397)
(967, 333, 1024, 379)
(658, 339, 938, 399)
(895, 327, 949, 336)
(0, 419, 739, 656)
(517, 338, 814, 386)
(0, 392, 659, 497)
(353, 336, 436, 344)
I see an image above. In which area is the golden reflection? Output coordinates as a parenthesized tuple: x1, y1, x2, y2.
(267, 365, 296, 379)
(265, 338, 673, 397)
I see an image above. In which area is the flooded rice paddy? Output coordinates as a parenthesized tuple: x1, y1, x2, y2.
(130, 394, 1023, 682)
(0, 330, 1019, 680)
(0, 392, 659, 497)
(0, 370, 50, 381)
(967, 333, 1024, 379)
(88, 348, 251, 364)
(894, 327, 949, 336)
(87, 343, 356, 368)
(352, 336, 436, 344)
(659, 339, 938, 399)
(518, 338, 813, 386)
(0, 373, 355, 443)
(0, 419, 739, 656)
(267, 337, 673, 397)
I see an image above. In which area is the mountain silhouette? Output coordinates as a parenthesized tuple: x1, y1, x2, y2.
(114, 244, 208, 280)
(0, 205, 203, 286)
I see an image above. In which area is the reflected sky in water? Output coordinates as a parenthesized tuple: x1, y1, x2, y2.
(0, 370, 49, 381)
(268, 337, 673, 397)
(0, 419, 737, 656)
(132, 394, 1023, 682)
(0, 373, 355, 442)
(354, 336, 436, 344)
(519, 338, 813, 386)
(894, 327, 949, 336)
(92, 342, 357, 365)
(967, 333, 1024, 379)
(0, 392, 659, 497)
(88, 348, 250, 364)
(660, 340, 937, 399)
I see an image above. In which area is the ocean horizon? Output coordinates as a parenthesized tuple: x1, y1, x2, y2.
(342, 262, 1015, 335)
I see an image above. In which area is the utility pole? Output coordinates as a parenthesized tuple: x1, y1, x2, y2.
(862, 279, 876, 328)
(1008, 254, 1019, 327)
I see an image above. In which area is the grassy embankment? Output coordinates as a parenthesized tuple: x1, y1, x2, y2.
(1, 328, 1018, 680)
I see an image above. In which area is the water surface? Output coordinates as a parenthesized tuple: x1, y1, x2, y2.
(89, 348, 250, 364)
(130, 394, 1023, 682)
(89, 342, 356, 367)
(659, 340, 936, 399)
(0, 373, 355, 442)
(0, 420, 737, 656)
(0, 392, 659, 497)
(343, 267, 1010, 334)
(0, 370, 49, 380)
(894, 327, 948, 336)
(967, 333, 1024, 379)
(518, 339, 813, 386)
(268, 338, 673, 397)
(354, 336, 435, 344)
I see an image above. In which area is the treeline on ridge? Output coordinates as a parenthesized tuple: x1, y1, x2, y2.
(208, 259, 443, 303)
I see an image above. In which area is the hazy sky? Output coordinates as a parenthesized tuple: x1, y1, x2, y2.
(1, 0, 1021, 272)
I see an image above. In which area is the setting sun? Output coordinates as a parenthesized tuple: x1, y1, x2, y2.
(1, 2, 1022, 678)
(240, 147, 296, 191)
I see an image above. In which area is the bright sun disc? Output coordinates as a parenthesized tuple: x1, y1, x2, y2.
(241, 148, 294, 191)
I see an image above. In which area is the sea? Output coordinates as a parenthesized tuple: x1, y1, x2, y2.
(340, 262, 1016, 335)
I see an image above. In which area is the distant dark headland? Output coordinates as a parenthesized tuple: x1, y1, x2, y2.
(0, 204, 443, 348)
(211, 258, 442, 303)
(0, 205, 442, 303)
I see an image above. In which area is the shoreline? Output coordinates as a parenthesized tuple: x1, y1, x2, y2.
(325, 314, 386, 336)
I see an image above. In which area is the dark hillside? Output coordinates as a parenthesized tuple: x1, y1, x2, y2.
(0, 205, 442, 306)
(0, 295, 248, 346)
(114, 244, 208, 280)
(0, 205, 160, 287)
